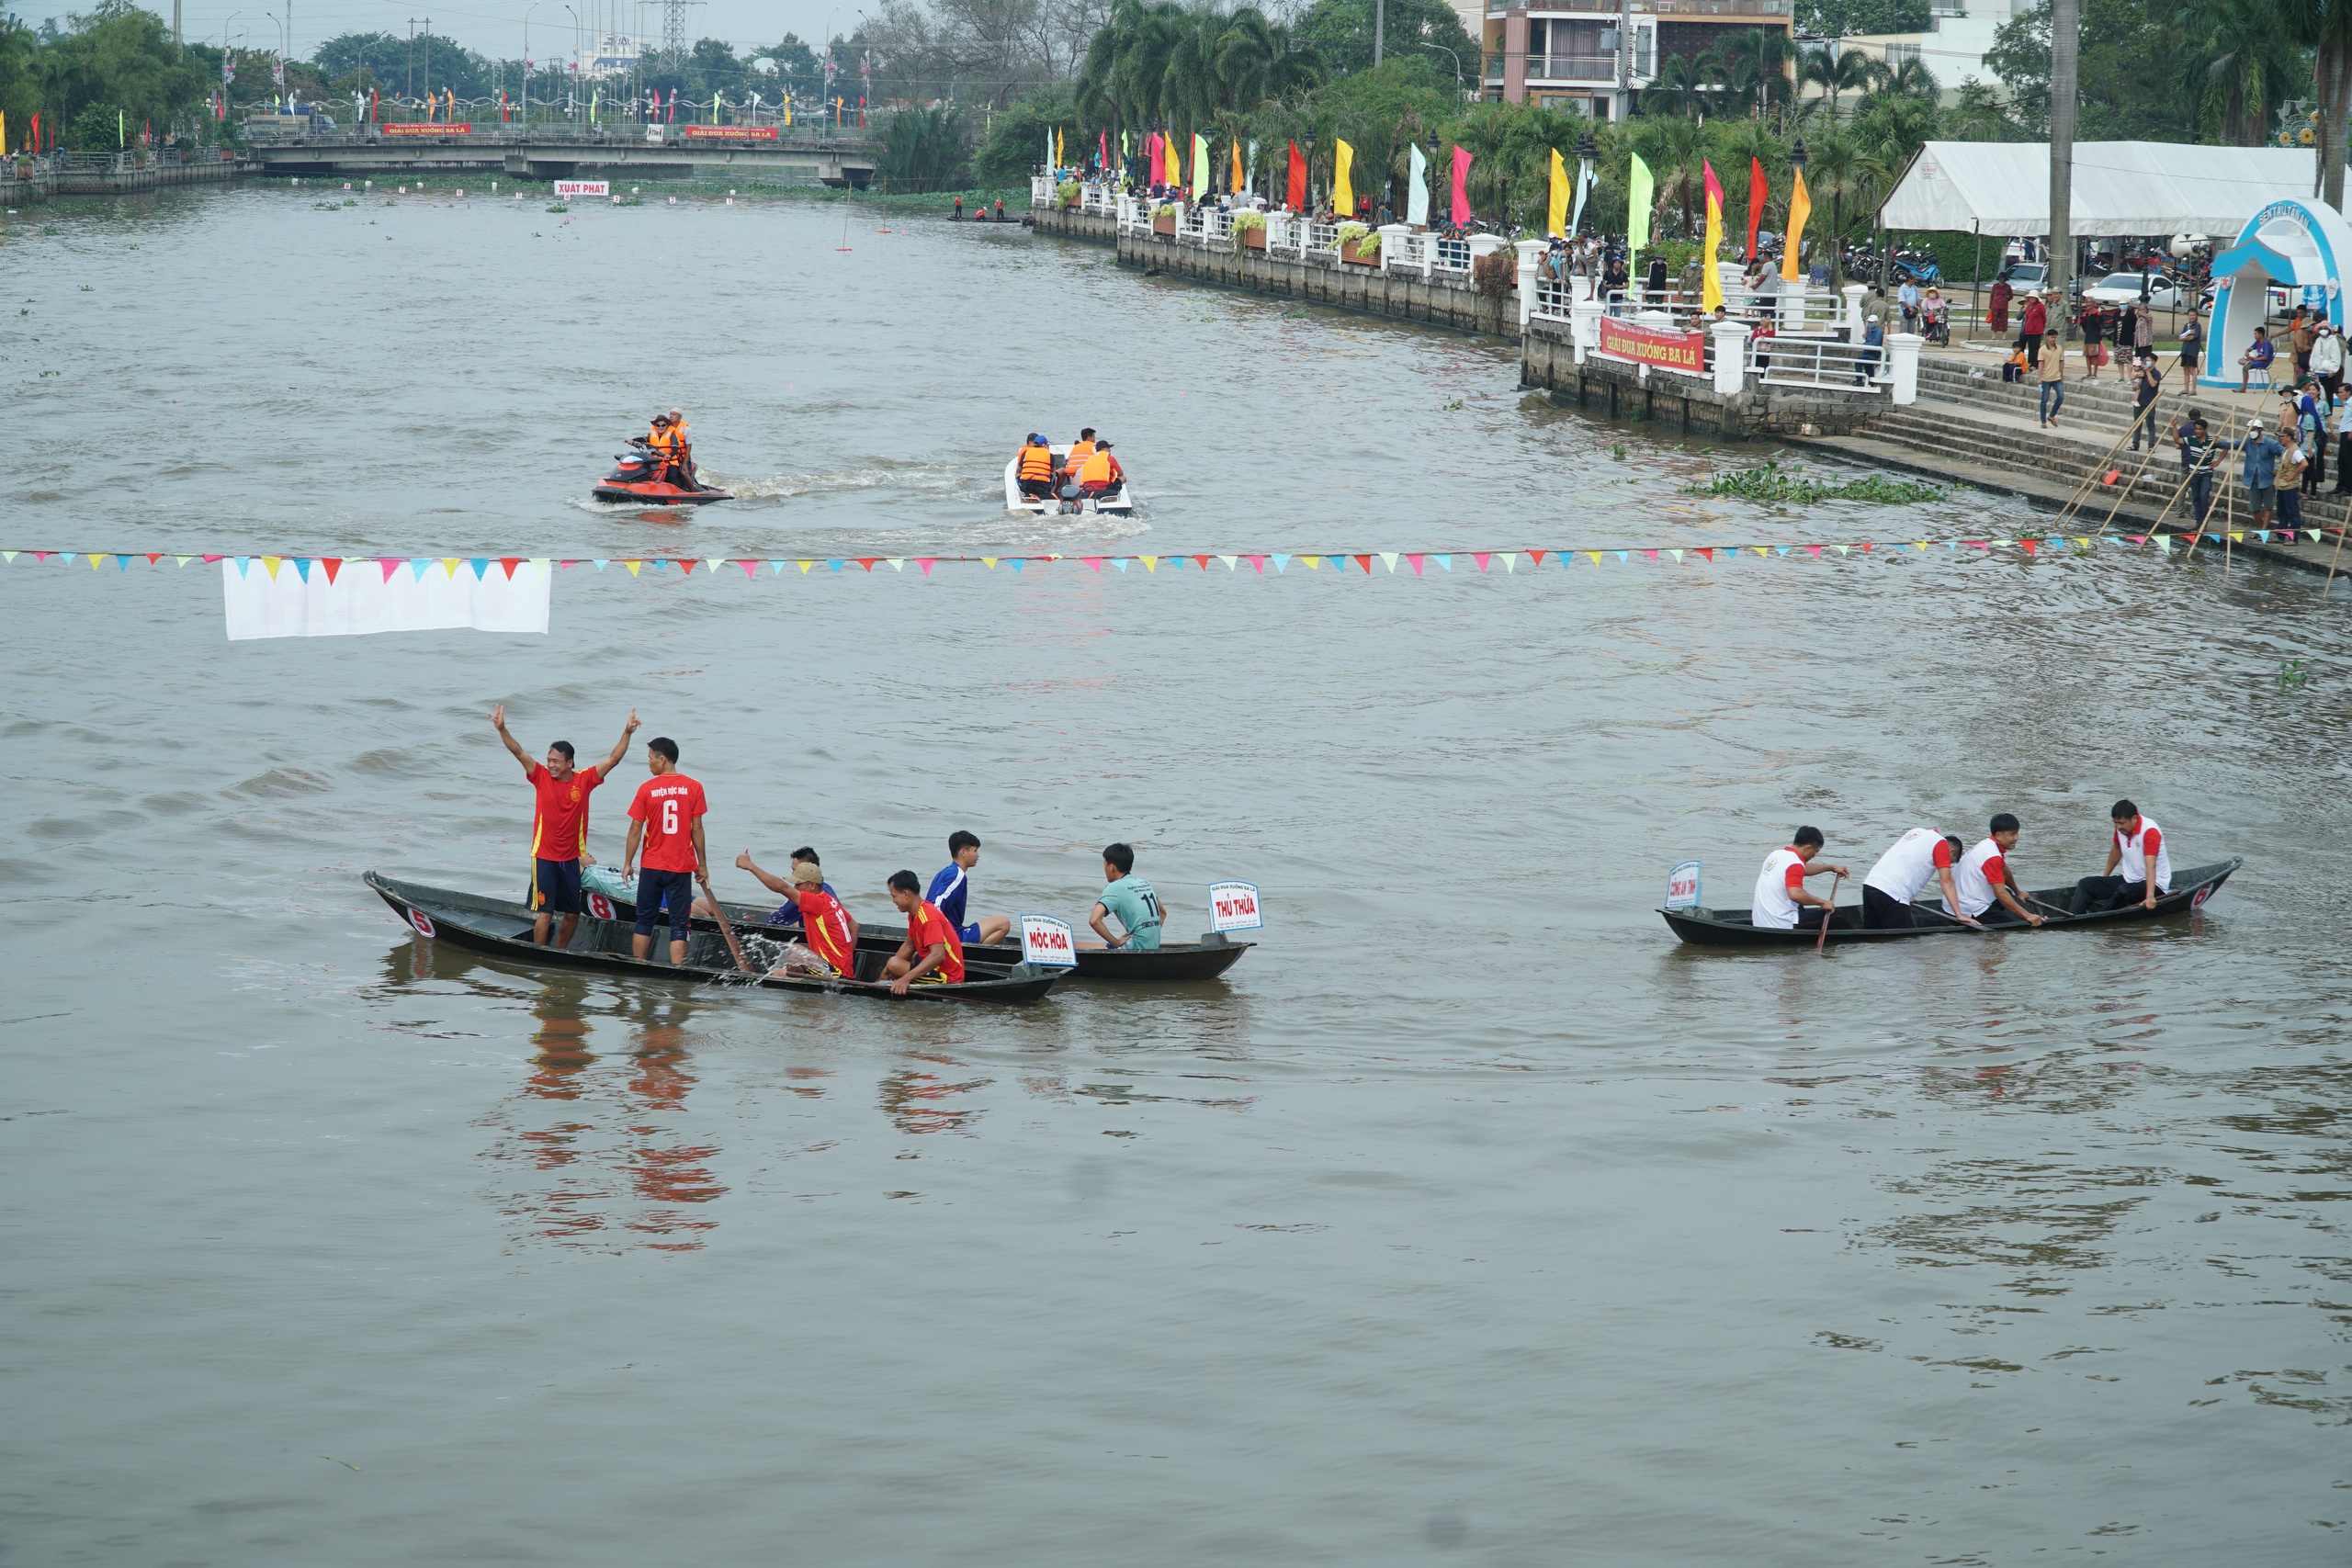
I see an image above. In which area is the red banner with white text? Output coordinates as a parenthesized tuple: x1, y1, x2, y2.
(680, 124, 778, 141)
(379, 123, 471, 136)
(1596, 317, 1706, 375)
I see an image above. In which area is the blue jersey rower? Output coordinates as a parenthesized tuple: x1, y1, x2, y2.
(926, 830, 1014, 946)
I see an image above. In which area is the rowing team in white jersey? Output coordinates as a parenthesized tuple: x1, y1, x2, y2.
(1752, 799, 2174, 932)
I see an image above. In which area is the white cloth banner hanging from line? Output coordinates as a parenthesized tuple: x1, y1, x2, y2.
(220, 558, 551, 641)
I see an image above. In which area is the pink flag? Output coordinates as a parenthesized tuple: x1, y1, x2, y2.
(1450, 145, 1471, 226)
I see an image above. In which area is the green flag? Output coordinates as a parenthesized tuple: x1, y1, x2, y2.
(1627, 152, 1654, 254)
(117, 109, 125, 148)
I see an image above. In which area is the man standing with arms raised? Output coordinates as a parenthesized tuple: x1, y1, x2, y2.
(490, 704, 639, 948)
(621, 736, 709, 964)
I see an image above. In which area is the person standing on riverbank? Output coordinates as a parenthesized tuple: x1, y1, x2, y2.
(2238, 417, 2283, 530)
(2129, 357, 2164, 451)
(492, 704, 639, 947)
(2020, 291, 2047, 368)
(2177, 311, 2203, 392)
(2038, 341, 2066, 427)
(622, 737, 708, 965)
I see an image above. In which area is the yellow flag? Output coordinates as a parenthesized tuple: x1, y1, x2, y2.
(1191, 132, 1208, 199)
(1333, 139, 1354, 216)
(1547, 147, 1569, 238)
(1701, 159, 1724, 311)
(1164, 132, 1180, 186)
(1055, 127, 1064, 165)
(1781, 170, 1812, 284)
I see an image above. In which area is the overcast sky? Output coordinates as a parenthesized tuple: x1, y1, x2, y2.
(155, 0, 852, 61)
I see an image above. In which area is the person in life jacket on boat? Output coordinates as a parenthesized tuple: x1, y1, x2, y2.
(1075, 440, 1124, 503)
(660, 407, 699, 490)
(1054, 428, 1098, 506)
(1015, 434, 1057, 502)
(644, 413, 688, 489)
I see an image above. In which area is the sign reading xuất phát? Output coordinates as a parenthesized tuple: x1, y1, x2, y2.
(379, 123, 471, 136)
(680, 124, 778, 141)
(1596, 316, 1706, 375)
(554, 179, 609, 198)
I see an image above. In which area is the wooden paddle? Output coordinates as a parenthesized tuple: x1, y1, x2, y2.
(696, 870, 754, 974)
(1814, 873, 1844, 953)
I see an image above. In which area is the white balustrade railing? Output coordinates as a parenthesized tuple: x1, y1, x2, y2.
(1751, 333, 1893, 392)
(1431, 236, 1472, 276)
(1305, 220, 1340, 262)
(1030, 174, 1054, 209)
(1381, 229, 1432, 278)
(1532, 276, 1575, 323)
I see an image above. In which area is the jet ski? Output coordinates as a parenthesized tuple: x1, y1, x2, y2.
(594, 439, 732, 505)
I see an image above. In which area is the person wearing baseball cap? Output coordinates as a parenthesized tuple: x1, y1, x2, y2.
(1013, 433, 1055, 503)
(2240, 414, 2283, 530)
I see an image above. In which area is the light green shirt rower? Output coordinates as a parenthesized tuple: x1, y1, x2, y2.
(1081, 841, 1163, 951)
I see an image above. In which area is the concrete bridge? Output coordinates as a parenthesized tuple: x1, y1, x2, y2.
(246, 129, 878, 186)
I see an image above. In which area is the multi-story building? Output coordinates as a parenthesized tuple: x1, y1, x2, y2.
(1477, 0, 1793, 119)
(1837, 0, 2030, 101)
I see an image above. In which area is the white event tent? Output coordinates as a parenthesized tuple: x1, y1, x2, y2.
(1879, 141, 2328, 236)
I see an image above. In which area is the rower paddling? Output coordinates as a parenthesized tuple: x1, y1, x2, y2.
(1751, 827, 1850, 933)
(1943, 814, 2047, 929)
(1860, 826, 1967, 930)
(2069, 798, 2172, 914)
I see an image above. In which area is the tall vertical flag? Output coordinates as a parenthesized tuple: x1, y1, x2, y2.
(1746, 156, 1768, 263)
(1246, 138, 1258, 191)
(1407, 142, 1430, 225)
(1046, 125, 1054, 170)
(1333, 139, 1355, 216)
(1781, 169, 1813, 283)
(1166, 131, 1182, 186)
(1626, 152, 1654, 254)
(1055, 127, 1065, 166)
(1568, 148, 1595, 238)
(1191, 131, 1208, 199)
(1100, 130, 1109, 170)
(1450, 145, 1471, 225)
(1230, 136, 1243, 193)
(1546, 147, 1569, 237)
(1287, 140, 1307, 209)
(1701, 160, 1725, 310)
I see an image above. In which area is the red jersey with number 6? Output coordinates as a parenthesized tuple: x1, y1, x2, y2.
(628, 774, 707, 873)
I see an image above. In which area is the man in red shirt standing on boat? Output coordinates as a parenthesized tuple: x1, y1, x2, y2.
(880, 869, 966, 994)
(490, 703, 639, 947)
(621, 735, 709, 964)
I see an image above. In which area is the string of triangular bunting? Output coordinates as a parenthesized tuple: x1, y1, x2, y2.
(0, 530, 2321, 581)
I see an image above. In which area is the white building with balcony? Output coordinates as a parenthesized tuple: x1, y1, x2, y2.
(1482, 0, 1792, 118)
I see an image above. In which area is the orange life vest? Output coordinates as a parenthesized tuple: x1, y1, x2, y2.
(648, 423, 676, 454)
(1067, 439, 1095, 464)
(1080, 448, 1114, 486)
(1017, 444, 1054, 481)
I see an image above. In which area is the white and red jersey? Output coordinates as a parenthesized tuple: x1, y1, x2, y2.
(1864, 827, 1954, 904)
(2115, 815, 2171, 891)
(1752, 847, 1807, 930)
(1945, 837, 2012, 919)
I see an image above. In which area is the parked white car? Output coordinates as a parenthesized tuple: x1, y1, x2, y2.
(2081, 272, 2192, 308)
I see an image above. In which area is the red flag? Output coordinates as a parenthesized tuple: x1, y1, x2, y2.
(1286, 140, 1306, 210)
(1746, 156, 1767, 263)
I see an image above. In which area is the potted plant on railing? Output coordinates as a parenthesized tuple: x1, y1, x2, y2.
(1337, 221, 1379, 265)
(1152, 201, 1177, 236)
(1230, 209, 1267, 254)
(1057, 178, 1081, 209)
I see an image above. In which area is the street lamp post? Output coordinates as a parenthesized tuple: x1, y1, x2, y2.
(522, 2, 538, 132)
(563, 4, 580, 123)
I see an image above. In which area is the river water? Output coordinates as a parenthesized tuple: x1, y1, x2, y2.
(5, 186, 2350, 1565)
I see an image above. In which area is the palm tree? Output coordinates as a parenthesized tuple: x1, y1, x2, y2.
(1797, 125, 1881, 286)
(2278, 0, 2352, 206)
(1714, 27, 1794, 121)
(1647, 52, 1713, 118)
(1799, 43, 1875, 119)
(2177, 0, 2302, 144)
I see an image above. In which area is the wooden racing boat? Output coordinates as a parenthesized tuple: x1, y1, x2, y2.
(1659, 859, 2241, 948)
(365, 872, 1064, 1003)
(594, 886, 1252, 982)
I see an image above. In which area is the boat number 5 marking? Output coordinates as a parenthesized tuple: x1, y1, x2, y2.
(408, 908, 436, 938)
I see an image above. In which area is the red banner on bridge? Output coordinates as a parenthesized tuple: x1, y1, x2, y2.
(679, 124, 778, 141)
(1596, 316, 1705, 375)
(379, 123, 471, 136)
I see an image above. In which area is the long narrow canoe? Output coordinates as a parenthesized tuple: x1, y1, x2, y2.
(594, 886, 1253, 982)
(366, 872, 1064, 1003)
(1660, 859, 2241, 948)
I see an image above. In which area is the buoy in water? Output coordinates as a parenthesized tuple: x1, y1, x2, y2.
(398, 185, 406, 194)
(668, 196, 676, 205)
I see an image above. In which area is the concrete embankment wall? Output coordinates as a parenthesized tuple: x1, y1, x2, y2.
(1034, 207, 1518, 339)
(1520, 322, 1887, 441)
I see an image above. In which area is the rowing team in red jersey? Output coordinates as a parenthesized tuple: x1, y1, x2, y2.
(1751, 800, 2175, 932)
